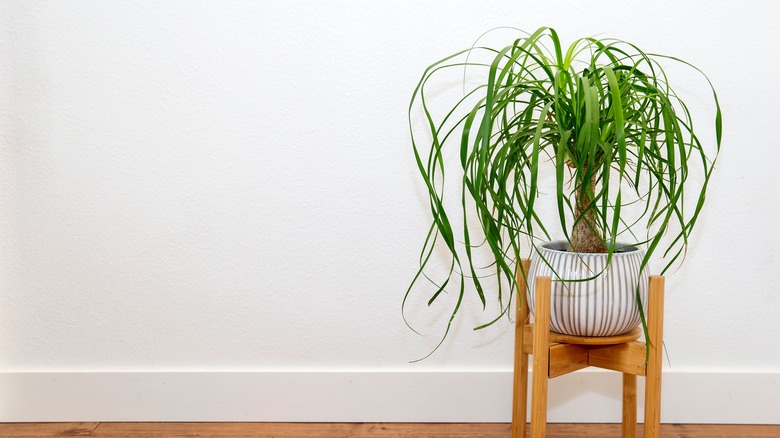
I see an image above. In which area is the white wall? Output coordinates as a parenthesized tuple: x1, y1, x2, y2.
(1, 0, 779, 421)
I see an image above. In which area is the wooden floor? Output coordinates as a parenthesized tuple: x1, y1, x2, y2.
(1, 423, 779, 438)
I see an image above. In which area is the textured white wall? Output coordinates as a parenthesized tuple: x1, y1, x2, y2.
(1, 0, 778, 375)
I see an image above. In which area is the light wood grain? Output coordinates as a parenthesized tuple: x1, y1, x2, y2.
(522, 324, 641, 349)
(512, 259, 532, 438)
(588, 340, 647, 376)
(644, 275, 665, 438)
(1, 423, 779, 438)
(530, 276, 551, 438)
(546, 326, 641, 345)
(623, 373, 637, 438)
(548, 343, 589, 378)
(522, 324, 534, 353)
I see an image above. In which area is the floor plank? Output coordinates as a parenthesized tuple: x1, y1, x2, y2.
(0, 423, 778, 438)
(0, 423, 99, 437)
(90, 423, 511, 437)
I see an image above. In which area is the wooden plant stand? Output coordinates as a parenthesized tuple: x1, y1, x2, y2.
(511, 260, 665, 438)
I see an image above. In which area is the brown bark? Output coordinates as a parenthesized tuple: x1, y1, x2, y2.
(568, 171, 607, 253)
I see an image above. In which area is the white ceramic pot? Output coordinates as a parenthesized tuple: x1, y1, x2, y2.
(526, 241, 649, 337)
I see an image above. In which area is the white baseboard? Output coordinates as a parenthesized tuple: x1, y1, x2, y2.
(1, 370, 778, 423)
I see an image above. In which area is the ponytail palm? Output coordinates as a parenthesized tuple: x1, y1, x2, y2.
(406, 27, 721, 352)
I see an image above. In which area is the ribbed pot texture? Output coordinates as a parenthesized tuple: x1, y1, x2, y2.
(526, 241, 649, 337)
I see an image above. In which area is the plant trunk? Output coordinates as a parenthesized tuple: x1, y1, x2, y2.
(568, 172, 607, 253)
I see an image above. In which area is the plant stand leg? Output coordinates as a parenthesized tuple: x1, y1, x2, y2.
(530, 276, 551, 438)
(643, 276, 665, 438)
(622, 373, 637, 438)
(512, 260, 531, 438)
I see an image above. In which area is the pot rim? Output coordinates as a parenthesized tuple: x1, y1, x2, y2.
(539, 240, 641, 254)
